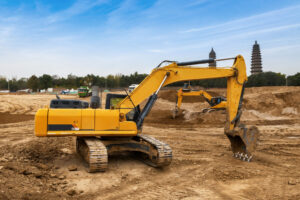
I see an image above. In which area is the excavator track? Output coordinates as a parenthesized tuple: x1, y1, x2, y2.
(137, 134, 172, 167)
(76, 134, 172, 172)
(76, 137, 108, 172)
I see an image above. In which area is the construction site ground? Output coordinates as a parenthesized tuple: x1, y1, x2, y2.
(0, 86, 299, 200)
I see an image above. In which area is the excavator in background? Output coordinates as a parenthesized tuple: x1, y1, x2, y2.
(35, 55, 259, 172)
(172, 83, 226, 118)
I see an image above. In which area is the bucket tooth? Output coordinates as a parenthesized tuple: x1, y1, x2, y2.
(239, 153, 244, 159)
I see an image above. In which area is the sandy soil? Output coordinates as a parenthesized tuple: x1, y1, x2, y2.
(0, 86, 299, 199)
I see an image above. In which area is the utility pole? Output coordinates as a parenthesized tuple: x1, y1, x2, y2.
(7, 79, 10, 92)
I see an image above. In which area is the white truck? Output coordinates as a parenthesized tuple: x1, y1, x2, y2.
(128, 84, 139, 93)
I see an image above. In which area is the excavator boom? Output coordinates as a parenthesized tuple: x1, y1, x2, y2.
(117, 66, 235, 114)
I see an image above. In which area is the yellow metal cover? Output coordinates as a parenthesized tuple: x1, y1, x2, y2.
(35, 108, 48, 136)
(95, 109, 119, 130)
(48, 109, 82, 128)
(82, 109, 95, 130)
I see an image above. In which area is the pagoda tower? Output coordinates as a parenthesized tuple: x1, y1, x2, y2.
(209, 48, 216, 68)
(251, 41, 263, 74)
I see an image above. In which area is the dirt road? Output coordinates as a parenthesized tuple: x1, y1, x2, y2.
(0, 87, 299, 199)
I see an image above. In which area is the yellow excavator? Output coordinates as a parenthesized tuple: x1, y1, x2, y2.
(172, 83, 227, 118)
(35, 55, 259, 172)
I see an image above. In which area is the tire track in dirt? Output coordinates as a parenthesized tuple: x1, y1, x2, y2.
(94, 164, 214, 200)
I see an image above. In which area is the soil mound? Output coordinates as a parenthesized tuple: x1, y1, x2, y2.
(15, 137, 73, 163)
(0, 137, 78, 199)
(152, 87, 300, 128)
(243, 90, 300, 116)
(0, 112, 34, 124)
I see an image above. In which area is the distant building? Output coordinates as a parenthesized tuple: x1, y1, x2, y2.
(251, 41, 263, 74)
(209, 48, 216, 68)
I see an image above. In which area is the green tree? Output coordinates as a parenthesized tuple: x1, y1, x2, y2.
(83, 74, 96, 87)
(52, 75, 61, 88)
(106, 75, 116, 88)
(27, 75, 40, 92)
(17, 78, 28, 90)
(287, 73, 300, 86)
(246, 72, 286, 87)
(39, 74, 53, 89)
(0, 76, 8, 90)
(94, 76, 106, 87)
(65, 74, 77, 88)
(195, 78, 227, 88)
(8, 78, 19, 92)
(114, 73, 122, 88)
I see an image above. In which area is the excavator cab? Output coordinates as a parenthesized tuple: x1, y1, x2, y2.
(105, 93, 140, 122)
(182, 82, 192, 92)
(208, 96, 226, 107)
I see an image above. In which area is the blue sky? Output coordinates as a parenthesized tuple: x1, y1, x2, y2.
(0, 0, 299, 78)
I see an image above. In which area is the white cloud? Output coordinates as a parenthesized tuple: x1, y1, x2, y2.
(147, 49, 164, 53)
(0, 26, 15, 45)
(186, 0, 210, 7)
(181, 4, 300, 33)
(47, 0, 108, 23)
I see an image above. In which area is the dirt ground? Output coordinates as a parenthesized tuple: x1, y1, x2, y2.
(0, 86, 299, 200)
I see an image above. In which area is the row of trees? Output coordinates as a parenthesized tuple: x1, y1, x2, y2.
(0, 72, 148, 92)
(186, 71, 297, 88)
(0, 71, 299, 92)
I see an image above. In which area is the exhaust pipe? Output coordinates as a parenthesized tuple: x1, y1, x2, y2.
(90, 86, 101, 109)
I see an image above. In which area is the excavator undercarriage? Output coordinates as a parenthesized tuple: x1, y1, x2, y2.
(76, 135, 172, 172)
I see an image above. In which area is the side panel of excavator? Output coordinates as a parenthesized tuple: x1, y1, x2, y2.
(35, 108, 137, 137)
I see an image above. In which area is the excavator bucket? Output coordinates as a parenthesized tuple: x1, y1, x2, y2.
(172, 107, 179, 119)
(225, 124, 260, 161)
